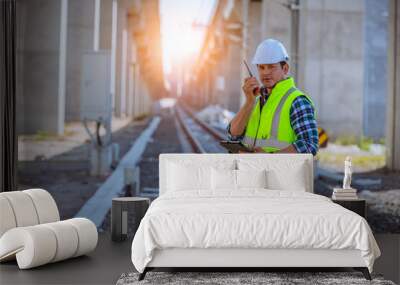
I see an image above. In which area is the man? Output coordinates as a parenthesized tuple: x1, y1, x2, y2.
(228, 38, 318, 155)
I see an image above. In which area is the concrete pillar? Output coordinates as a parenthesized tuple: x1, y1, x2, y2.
(297, 0, 307, 89)
(205, 68, 211, 107)
(214, 60, 227, 109)
(114, 1, 130, 118)
(93, 0, 101, 51)
(226, 43, 242, 112)
(65, 0, 95, 122)
(119, 28, 128, 117)
(126, 62, 134, 117)
(260, 0, 292, 55)
(247, 0, 262, 61)
(99, 0, 112, 50)
(110, 0, 118, 113)
(260, 0, 300, 80)
(220, 37, 229, 110)
(363, 0, 389, 139)
(133, 64, 141, 118)
(143, 85, 151, 115)
(16, 0, 68, 135)
(140, 80, 149, 116)
(298, 0, 364, 138)
(126, 40, 136, 117)
(58, 0, 68, 135)
(386, 0, 400, 170)
(240, 0, 262, 107)
(134, 64, 150, 118)
(239, 0, 249, 108)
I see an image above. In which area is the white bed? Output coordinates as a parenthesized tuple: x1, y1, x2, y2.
(131, 154, 380, 280)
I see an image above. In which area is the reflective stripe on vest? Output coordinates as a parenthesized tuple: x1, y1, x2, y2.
(242, 136, 290, 149)
(243, 87, 297, 149)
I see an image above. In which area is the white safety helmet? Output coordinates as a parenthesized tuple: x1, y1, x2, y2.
(251, 38, 289, 65)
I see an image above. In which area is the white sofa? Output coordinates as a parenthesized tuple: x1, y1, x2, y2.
(0, 189, 98, 269)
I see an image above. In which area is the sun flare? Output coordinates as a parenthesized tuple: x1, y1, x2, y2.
(160, 0, 216, 74)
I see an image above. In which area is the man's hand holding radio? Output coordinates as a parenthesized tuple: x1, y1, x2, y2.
(242, 77, 260, 105)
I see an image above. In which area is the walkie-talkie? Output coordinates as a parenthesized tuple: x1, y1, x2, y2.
(243, 60, 260, 95)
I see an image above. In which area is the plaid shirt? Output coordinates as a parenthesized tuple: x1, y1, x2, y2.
(227, 92, 319, 156)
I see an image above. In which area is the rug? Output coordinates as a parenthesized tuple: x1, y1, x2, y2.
(116, 271, 396, 285)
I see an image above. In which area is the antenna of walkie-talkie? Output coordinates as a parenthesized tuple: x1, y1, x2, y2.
(243, 60, 254, 77)
(243, 60, 260, 95)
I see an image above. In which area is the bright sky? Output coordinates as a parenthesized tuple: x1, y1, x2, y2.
(159, 0, 216, 75)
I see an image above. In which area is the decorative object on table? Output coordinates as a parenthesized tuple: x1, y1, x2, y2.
(0, 189, 98, 269)
(116, 271, 394, 285)
(332, 199, 367, 218)
(332, 188, 359, 200)
(343, 156, 352, 189)
(332, 156, 358, 200)
(111, 197, 150, 242)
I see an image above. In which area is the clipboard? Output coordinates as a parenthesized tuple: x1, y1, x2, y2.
(219, 140, 254, 153)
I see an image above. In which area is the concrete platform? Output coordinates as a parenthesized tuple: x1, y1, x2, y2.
(0, 232, 133, 285)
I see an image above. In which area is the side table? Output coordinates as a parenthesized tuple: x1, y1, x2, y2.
(332, 199, 366, 218)
(111, 197, 150, 242)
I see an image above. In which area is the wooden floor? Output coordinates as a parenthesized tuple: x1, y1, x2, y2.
(0, 232, 134, 285)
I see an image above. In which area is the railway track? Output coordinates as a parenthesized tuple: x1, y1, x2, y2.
(175, 103, 228, 153)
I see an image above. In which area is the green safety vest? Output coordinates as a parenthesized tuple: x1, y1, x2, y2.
(243, 77, 314, 153)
